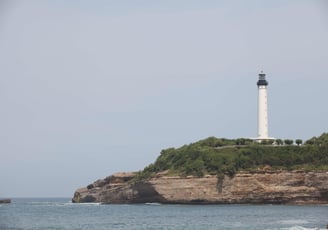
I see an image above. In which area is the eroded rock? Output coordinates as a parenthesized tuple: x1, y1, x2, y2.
(72, 171, 328, 204)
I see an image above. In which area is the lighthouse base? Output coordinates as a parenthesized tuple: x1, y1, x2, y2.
(252, 137, 275, 143)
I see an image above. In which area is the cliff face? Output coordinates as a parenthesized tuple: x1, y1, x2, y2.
(72, 170, 328, 204)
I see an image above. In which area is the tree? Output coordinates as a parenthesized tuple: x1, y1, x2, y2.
(305, 140, 314, 145)
(284, 139, 294, 145)
(275, 139, 283, 145)
(295, 139, 303, 146)
(235, 138, 246, 145)
(267, 139, 275, 145)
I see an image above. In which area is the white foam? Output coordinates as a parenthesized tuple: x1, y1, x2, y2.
(144, 202, 161, 206)
(279, 220, 310, 225)
(267, 225, 325, 230)
(66, 202, 101, 206)
(276, 226, 325, 230)
(26, 200, 101, 207)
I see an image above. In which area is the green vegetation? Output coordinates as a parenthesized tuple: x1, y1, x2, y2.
(284, 139, 294, 145)
(275, 139, 283, 145)
(295, 139, 303, 146)
(133, 133, 328, 182)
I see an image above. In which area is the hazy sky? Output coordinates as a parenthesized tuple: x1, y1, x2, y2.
(1, 0, 327, 197)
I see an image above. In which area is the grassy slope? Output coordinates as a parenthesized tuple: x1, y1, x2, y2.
(134, 133, 328, 181)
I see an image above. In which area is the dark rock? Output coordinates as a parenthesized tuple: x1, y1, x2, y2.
(81, 195, 97, 203)
(87, 184, 94, 189)
(0, 199, 11, 204)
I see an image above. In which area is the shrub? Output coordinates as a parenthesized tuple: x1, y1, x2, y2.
(136, 134, 328, 181)
(284, 139, 294, 145)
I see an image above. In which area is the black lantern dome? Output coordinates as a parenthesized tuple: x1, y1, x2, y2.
(257, 71, 268, 86)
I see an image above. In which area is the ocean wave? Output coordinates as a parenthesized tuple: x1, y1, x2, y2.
(65, 202, 101, 206)
(268, 226, 326, 230)
(144, 202, 161, 206)
(29, 201, 61, 206)
(24, 201, 102, 207)
(284, 226, 325, 230)
(279, 220, 310, 225)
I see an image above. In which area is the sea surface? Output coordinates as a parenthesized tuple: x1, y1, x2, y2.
(0, 198, 327, 230)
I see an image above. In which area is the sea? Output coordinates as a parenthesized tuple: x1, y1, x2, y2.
(0, 198, 327, 230)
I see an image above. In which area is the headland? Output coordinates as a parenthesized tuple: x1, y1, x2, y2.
(72, 133, 328, 204)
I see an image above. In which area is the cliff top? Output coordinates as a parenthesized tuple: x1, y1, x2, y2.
(133, 133, 328, 182)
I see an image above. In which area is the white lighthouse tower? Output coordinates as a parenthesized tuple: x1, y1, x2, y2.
(257, 71, 272, 141)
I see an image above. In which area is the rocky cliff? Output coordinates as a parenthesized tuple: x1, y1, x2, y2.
(72, 170, 328, 204)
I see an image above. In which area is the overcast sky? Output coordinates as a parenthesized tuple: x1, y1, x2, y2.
(1, 0, 328, 197)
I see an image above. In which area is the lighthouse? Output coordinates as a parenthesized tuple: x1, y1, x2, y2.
(257, 71, 271, 141)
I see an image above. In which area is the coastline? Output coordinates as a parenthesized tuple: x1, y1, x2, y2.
(72, 170, 328, 205)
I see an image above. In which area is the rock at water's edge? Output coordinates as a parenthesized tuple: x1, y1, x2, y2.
(0, 199, 11, 204)
(72, 170, 328, 204)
